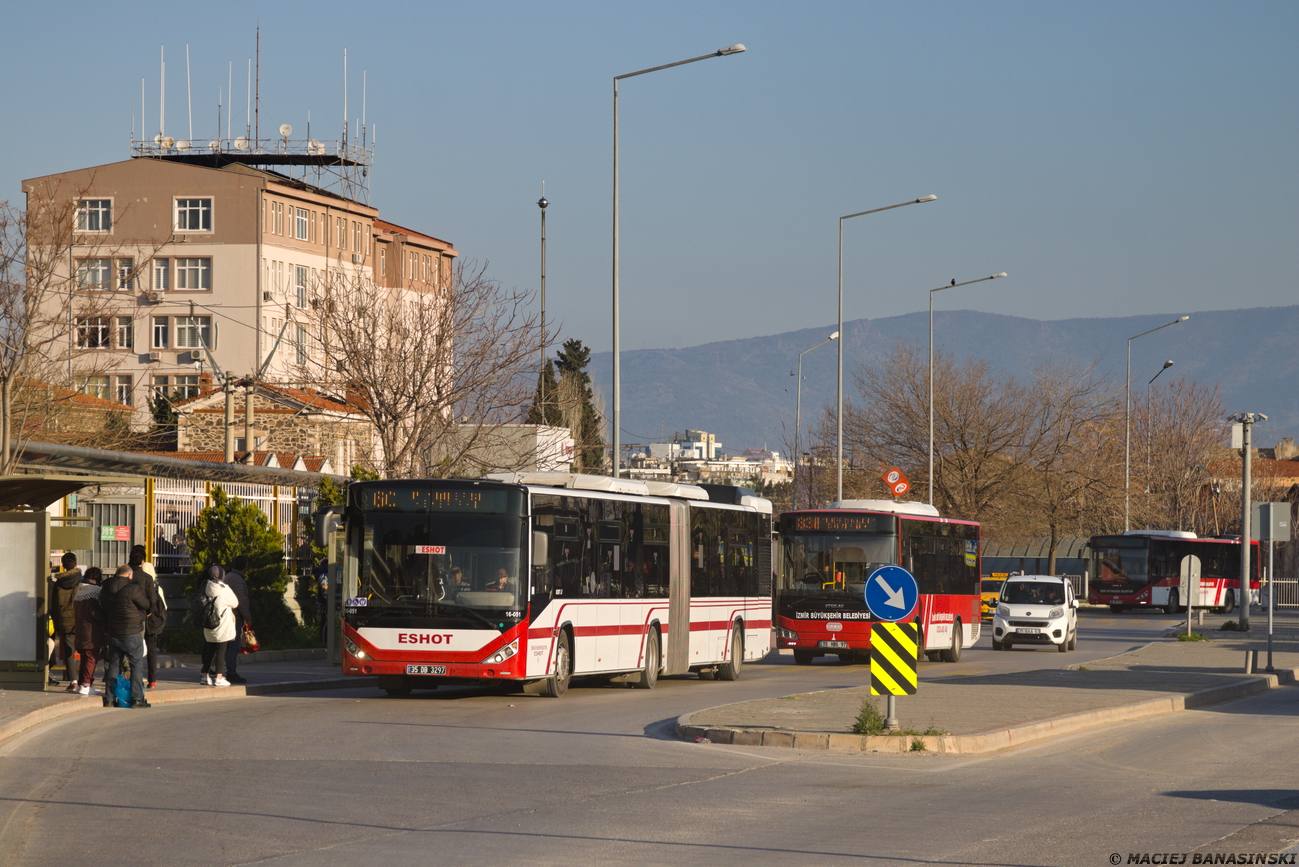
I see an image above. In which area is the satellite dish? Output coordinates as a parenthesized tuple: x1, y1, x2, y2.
(234, 136, 249, 151)
(153, 134, 164, 145)
(279, 123, 293, 137)
(176, 140, 190, 151)
(208, 140, 220, 151)
(162, 137, 175, 149)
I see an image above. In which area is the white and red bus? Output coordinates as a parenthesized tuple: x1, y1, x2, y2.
(775, 500, 981, 665)
(321, 474, 772, 697)
(1088, 530, 1261, 614)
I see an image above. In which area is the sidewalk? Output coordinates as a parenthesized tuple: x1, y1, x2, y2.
(676, 610, 1299, 754)
(0, 649, 374, 747)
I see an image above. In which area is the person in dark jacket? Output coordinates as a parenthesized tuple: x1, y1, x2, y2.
(49, 552, 81, 686)
(223, 555, 254, 684)
(100, 564, 152, 708)
(129, 549, 165, 688)
(72, 567, 107, 696)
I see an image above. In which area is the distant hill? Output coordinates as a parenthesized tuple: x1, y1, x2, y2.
(590, 306, 1299, 457)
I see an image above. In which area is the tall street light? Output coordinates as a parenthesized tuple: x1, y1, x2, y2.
(612, 44, 746, 477)
(928, 272, 1006, 505)
(836, 195, 937, 500)
(1126, 315, 1188, 531)
(1145, 360, 1173, 482)
(538, 191, 548, 420)
(795, 331, 838, 508)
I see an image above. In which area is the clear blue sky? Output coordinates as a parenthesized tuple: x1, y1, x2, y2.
(4, 1, 1296, 354)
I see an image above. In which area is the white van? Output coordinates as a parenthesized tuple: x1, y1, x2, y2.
(991, 574, 1078, 652)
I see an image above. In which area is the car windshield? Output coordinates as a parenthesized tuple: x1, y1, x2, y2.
(1002, 581, 1064, 605)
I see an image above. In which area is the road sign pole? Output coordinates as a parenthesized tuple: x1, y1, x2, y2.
(885, 695, 898, 729)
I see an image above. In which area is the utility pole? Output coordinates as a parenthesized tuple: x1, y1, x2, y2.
(1229, 412, 1267, 631)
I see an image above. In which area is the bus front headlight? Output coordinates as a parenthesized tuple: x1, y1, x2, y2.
(344, 637, 366, 660)
(481, 639, 519, 665)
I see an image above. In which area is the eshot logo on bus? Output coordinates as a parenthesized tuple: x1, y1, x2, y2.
(397, 633, 454, 644)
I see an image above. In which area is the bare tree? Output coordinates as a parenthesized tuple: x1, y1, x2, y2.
(1, 182, 151, 472)
(300, 258, 543, 478)
(1131, 377, 1224, 533)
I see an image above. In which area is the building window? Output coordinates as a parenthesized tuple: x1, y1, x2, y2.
(276, 202, 285, 235)
(175, 315, 212, 349)
(115, 375, 133, 406)
(353, 221, 362, 253)
(116, 258, 135, 291)
(75, 316, 111, 348)
(116, 316, 134, 350)
(153, 258, 169, 291)
(175, 258, 211, 291)
(337, 217, 346, 250)
(174, 375, 200, 400)
(295, 208, 309, 240)
(380, 247, 386, 276)
(151, 375, 170, 399)
(76, 199, 112, 233)
(81, 376, 110, 401)
(152, 317, 169, 349)
(310, 211, 316, 243)
(296, 323, 308, 365)
(295, 265, 308, 308)
(175, 198, 212, 232)
(76, 258, 112, 291)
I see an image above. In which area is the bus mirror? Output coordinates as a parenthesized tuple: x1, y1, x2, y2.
(315, 506, 344, 548)
(532, 531, 549, 568)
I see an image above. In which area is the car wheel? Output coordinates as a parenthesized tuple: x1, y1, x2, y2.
(991, 638, 1005, 651)
(1068, 626, 1078, 651)
(1058, 631, 1068, 652)
(1164, 590, 1179, 616)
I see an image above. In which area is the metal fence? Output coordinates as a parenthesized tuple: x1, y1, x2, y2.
(151, 478, 308, 576)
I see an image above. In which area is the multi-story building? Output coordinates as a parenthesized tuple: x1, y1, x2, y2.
(22, 147, 457, 430)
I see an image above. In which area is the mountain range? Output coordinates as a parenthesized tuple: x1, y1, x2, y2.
(588, 306, 1299, 458)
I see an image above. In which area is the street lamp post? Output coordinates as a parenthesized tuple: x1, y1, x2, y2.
(836, 195, 937, 501)
(1125, 316, 1188, 530)
(1145, 360, 1173, 482)
(1228, 411, 1267, 632)
(795, 331, 838, 508)
(927, 272, 1006, 504)
(538, 191, 548, 419)
(612, 44, 746, 477)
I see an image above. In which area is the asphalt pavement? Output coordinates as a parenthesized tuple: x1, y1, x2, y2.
(4, 609, 1298, 756)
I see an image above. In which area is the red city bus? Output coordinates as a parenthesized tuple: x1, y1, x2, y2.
(775, 500, 981, 665)
(1088, 530, 1261, 614)
(320, 474, 773, 697)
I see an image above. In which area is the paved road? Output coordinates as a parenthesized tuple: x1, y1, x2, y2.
(2, 609, 1298, 866)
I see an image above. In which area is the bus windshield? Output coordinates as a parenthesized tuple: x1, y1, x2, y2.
(350, 510, 528, 630)
(780, 533, 897, 598)
(1091, 541, 1150, 592)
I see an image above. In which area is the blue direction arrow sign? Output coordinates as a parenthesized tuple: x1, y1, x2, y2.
(864, 565, 919, 622)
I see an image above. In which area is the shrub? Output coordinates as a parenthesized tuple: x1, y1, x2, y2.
(1177, 631, 1208, 641)
(852, 698, 887, 736)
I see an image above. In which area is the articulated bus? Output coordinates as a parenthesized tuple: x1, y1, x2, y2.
(1088, 530, 1260, 614)
(775, 500, 981, 665)
(320, 474, 772, 697)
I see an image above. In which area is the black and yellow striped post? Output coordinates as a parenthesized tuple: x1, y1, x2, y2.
(870, 621, 918, 729)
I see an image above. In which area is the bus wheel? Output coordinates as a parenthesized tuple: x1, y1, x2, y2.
(793, 650, 815, 665)
(542, 632, 572, 698)
(1163, 590, 1179, 616)
(942, 620, 963, 663)
(383, 686, 412, 697)
(633, 630, 660, 690)
(718, 628, 743, 681)
(1220, 590, 1235, 615)
(1109, 604, 1125, 614)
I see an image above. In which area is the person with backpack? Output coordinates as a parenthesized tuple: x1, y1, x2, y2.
(199, 565, 238, 687)
(100, 564, 151, 708)
(129, 548, 166, 688)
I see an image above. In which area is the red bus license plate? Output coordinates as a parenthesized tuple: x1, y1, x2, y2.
(818, 640, 849, 648)
(406, 664, 447, 675)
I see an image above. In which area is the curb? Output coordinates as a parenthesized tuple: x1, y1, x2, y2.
(0, 676, 377, 747)
(675, 666, 1299, 755)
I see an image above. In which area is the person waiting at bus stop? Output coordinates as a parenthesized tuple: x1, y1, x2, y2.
(100, 565, 151, 708)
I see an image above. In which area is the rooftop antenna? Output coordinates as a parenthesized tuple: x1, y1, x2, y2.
(160, 46, 165, 141)
(141, 78, 146, 149)
(245, 57, 251, 140)
(227, 61, 232, 143)
(343, 49, 348, 150)
(362, 69, 367, 149)
(186, 43, 193, 144)
(254, 28, 260, 148)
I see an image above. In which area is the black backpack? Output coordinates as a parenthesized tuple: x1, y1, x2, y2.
(200, 593, 222, 630)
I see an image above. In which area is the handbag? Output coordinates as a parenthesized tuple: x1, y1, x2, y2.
(240, 623, 260, 654)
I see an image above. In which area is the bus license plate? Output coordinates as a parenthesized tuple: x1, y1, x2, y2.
(818, 640, 849, 648)
(1016, 628, 1041, 634)
(405, 664, 447, 675)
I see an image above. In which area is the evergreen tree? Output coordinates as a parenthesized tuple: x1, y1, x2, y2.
(525, 359, 563, 426)
(186, 486, 289, 595)
(554, 339, 607, 473)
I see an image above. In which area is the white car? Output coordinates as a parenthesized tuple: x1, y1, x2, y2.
(991, 574, 1078, 652)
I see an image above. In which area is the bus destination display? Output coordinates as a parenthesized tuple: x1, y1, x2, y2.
(781, 513, 894, 534)
(356, 485, 519, 514)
